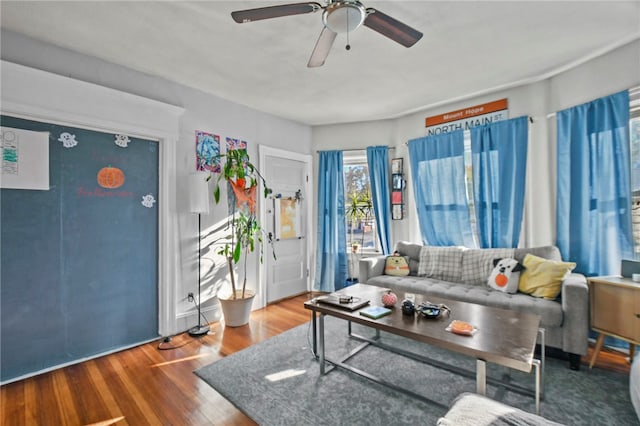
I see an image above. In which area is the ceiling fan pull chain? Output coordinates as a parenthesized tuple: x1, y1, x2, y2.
(346, 8, 351, 50)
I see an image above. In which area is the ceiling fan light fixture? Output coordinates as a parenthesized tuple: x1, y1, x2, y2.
(323, 1, 366, 33)
(232, 0, 423, 67)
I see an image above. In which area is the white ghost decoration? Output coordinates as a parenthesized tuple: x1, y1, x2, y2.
(114, 134, 130, 148)
(58, 132, 78, 148)
(141, 194, 156, 208)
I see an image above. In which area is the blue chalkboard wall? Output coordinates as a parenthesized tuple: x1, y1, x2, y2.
(1, 115, 159, 382)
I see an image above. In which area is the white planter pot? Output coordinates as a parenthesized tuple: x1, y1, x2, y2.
(219, 290, 255, 327)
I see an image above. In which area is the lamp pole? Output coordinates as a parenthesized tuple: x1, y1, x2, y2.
(189, 212, 210, 336)
(188, 171, 211, 337)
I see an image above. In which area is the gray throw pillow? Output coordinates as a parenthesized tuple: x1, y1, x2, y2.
(417, 246, 465, 283)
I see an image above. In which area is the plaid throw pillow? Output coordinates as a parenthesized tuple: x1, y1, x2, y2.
(417, 246, 465, 282)
(462, 248, 515, 286)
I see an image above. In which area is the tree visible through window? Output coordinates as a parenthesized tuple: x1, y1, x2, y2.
(343, 158, 378, 253)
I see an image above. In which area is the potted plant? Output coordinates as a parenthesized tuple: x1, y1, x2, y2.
(211, 148, 273, 327)
(345, 191, 373, 284)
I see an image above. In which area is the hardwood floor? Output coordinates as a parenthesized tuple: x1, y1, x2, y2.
(1, 292, 632, 425)
(1, 293, 316, 426)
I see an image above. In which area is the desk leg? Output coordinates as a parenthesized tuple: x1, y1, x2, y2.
(476, 359, 487, 395)
(319, 313, 326, 375)
(589, 333, 605, 369)
(311, 311, 317, 358)
(533, 359, 541, 415)
(538, 328, 545, 396)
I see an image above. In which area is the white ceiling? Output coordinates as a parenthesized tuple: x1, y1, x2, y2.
(1, 1, 639, 126)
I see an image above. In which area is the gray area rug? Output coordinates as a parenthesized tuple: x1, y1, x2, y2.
(195, 317, 638, 425)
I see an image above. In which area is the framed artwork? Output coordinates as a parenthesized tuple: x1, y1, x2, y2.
(392, 204, 403, 220)
(392, 174, 403, 190)
(226, 137, 247, 152)
(390, 158, 404, 220)
(392, 191, 402, 204)
(195, 131, 221, 173)
(391, 158, 403, 174)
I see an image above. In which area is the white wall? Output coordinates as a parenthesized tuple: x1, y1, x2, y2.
(1, 30, 313, 335)
(312, 39, 640, 250)
(3, 28, 639, 331)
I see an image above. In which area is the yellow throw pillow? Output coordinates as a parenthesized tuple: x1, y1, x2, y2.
(385, 255, 410, 276)
(518, 254, 576, 299)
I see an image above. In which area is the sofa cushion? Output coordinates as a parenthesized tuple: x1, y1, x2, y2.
(514, 245, 562, 263)
(396, 241, 422, 260)
(438, 392, 564, 426)
(395, 241, 422, 275)
(519, 254, 576, 300)
(462, 248, 515, 286)
(366, 275, 563, 328)
(417, 246, 465, 282)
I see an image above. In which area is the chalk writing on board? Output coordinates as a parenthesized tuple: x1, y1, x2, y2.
(90, 152, 125, 163)
(76, 186, 134, 198)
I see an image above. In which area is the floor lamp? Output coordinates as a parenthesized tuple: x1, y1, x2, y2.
(188, 171, 210, 336)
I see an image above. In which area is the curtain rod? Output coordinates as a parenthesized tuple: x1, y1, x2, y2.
(316, 146, 395, 153)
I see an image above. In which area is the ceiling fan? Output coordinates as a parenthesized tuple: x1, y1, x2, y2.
(231, 1, 423, 67)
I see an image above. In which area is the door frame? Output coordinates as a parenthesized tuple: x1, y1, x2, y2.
(258, 145, 313, 308)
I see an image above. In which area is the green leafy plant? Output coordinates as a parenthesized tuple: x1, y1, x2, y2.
(210, 148, 274, 299)
(345, 190, 373, 248)
(345, 191, 373, 281)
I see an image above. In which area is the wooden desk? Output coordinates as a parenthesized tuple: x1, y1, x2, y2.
(588, 276, 640, 368)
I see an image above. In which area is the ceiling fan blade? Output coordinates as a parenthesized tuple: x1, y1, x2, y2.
(232, 2, 322, 23)
(364, 8, 423, 47)
(307, 27, 337, 68)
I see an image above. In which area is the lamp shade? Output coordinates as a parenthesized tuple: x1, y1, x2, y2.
(189, 171, 210, 214)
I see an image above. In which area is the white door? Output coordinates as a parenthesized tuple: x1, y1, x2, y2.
(260, 147, 311, 304)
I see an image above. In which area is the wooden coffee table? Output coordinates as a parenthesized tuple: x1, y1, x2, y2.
(304, 284, 544, 414)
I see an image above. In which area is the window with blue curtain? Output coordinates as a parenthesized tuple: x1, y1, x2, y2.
(470, 116, 529, 248)
(556, 90, 633, 276)
(408, 131, 475, 247)
(314, 150, 348, 291)
(366, 146, 392, 254)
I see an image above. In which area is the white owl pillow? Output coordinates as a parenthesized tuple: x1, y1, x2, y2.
(487, 258, 524, 294)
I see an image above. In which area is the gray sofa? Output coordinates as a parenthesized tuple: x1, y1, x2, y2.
(440, 346, 640, 425)
(438, 392, 564, 425)
(359, 241, 589, 369)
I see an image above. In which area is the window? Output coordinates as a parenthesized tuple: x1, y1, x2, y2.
(463, 131, 479, 247)
(343, 154, 379, 253)
(629, 87, 640, 253)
